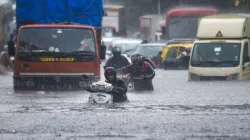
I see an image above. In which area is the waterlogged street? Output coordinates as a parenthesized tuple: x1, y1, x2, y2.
(1, 66, 250, 140)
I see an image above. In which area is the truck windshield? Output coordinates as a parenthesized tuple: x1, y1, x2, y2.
(191, 43, 241, 67)
(168, 17, 198, 40)
(18, 28, 96, 54)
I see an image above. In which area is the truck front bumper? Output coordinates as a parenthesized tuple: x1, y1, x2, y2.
(13, 74, 100, 91)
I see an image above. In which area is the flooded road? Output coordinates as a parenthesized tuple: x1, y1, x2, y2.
(1, 66, 250, 139)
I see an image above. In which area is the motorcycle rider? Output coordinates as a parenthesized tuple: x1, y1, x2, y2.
(104, 46, 130, 70)
(86, 67, 128, 102)
(87, 67, 128, 102)
(103, 67, 128, 102)
(0, 45, 13, 74)
(104, 67, 127, 102)
(118, 53, 155, 91)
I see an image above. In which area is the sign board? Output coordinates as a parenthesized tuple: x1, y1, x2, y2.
(216, 31, 223, 37)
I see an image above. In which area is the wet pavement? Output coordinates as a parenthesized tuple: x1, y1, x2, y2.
(1, 65, 250, 140)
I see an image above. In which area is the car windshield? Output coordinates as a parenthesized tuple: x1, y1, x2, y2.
(191, 43, 241, 67)
(102, 28, 113, 37)
(135, 45, 162, 57)
(168, 16, 199, 40)
(18, 27, 96, 54)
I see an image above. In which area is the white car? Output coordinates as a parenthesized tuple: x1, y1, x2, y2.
(102, 37, 123, 61)
(107, 38, 142, 60)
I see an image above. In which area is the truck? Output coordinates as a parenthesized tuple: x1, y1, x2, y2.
(165, 7, 220, 40)
(0, 0, 15, 50)
(139, 15, 159, 42)
(102, 5, 126, 38)
(8, 0, 106, 91)
(189, 14, 250, 81)
(155, 17, 165, 41)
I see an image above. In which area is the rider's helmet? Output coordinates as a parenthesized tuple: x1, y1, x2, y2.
(131, 52, 143, 66)
(104, 67, 116, 82)
(112, 46, 121, 57)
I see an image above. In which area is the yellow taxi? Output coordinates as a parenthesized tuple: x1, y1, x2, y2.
(160, 39, 194, 70)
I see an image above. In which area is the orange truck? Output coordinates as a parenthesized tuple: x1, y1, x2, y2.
(165, 7, 220, 40)
(8, 0, 106, 91)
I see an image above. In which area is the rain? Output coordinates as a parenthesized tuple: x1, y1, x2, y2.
(1, 0, 250, 139)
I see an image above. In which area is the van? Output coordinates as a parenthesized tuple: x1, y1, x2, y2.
(189, 14, 250, 80)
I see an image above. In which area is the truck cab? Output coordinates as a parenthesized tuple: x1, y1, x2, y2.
(189, 14, 250, 81)
(139, 15, 159, 42)
(8, 0, 106, 91)
(102, 5, 126, 37)
(165, 7, 220, 40)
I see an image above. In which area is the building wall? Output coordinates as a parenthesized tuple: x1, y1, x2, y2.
(103, 0, 241, 36)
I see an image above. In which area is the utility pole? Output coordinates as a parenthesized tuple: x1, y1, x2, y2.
(158, 0, 161, 21)
(179, 0, 182, 7)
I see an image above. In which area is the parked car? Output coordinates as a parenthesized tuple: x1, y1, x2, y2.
(102, 37, 123, 61)
(132, 43, 165, 67)
(107, 38, 142, 62)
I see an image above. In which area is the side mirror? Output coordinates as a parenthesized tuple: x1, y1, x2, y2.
(7, 41, 15, 56)
(100, 45, 106, 60)
(243, 56, 250, 63)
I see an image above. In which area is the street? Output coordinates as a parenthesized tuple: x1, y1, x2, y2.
(0, 66, 250, 140)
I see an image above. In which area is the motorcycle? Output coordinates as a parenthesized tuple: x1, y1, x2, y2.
(103, 66, 133, 90)
(82, 75, 113, 104)
(116, 72, 133, 87)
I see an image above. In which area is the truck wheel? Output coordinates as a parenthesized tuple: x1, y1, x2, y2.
(13, 78, 22, 91)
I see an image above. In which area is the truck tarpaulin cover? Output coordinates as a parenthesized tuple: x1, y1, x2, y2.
(16, 0, 103, 28)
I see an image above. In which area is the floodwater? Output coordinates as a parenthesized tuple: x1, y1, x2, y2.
(0, 66, 250, 140)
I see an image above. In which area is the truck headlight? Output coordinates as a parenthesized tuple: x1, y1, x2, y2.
(227, 73, 239, 80)
(189, 73, 200, 81)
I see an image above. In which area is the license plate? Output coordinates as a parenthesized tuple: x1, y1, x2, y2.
(59, 58, 74, 62)
(40, 58, 55, 62)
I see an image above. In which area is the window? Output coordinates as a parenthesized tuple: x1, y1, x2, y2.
(168, 17, 198, 40)
(191, 43, 241, 67)
(243, 43, 249, 63)
(167, 48, 177, 59)
(243, 43, 248, 58)
(18, 28, 95, 53)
